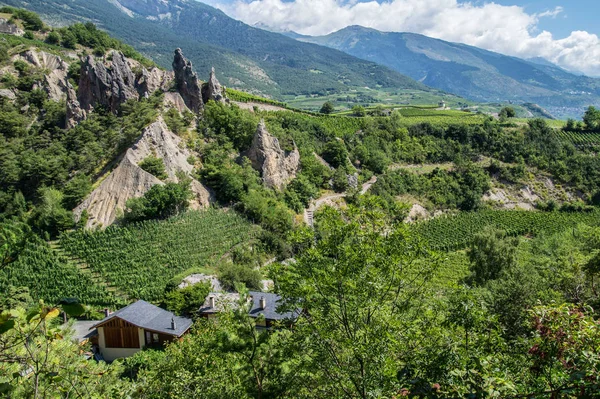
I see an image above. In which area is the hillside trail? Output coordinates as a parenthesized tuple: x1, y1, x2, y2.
(304, 176, 377, 226)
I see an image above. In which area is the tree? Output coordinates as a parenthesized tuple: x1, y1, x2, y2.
(499, 107, 516, 120)
(164, 282, 210, 316)
(45, 31, 60, 45)
(583, 105, 600, 131)
(352, 105, 366, 117)
(320, 101, 335, 115)
(124, 177, 192, 222)
(467, 226, 518, 286)
(0, 304, 131, 398)
(29, 188, 73, 239)
(321, 140, 348, 169)
(138, 155, 168, 180)
(270, 204, 436, 398)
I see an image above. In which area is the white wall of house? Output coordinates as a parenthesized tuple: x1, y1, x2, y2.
(97, 326, 145, 362)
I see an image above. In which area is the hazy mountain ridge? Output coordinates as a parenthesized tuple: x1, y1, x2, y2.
(0, 0, 429, 98)
(297, 26, 600, 118)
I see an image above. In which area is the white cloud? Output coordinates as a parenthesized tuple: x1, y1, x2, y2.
(208, 0, 600, 77)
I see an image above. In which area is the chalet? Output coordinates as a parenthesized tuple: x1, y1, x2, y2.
(91, 300, 192, 361)
(198, 291, 300, 329)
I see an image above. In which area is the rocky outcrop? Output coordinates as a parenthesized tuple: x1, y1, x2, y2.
(137, 67, 173, 98)
(0, 89, 16, 101)
(74, 118, 212, 228)
(65, 81, 85, 129)
(172, 48, 203, 113)
(16, 50, 70, 101)
(246, 120, 300, 190)
(77, 51, 139, 115)
(202, 67, 226, 104)
(0, 18, 24, 36)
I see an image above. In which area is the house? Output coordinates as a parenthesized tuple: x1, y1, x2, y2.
(91, 300, 192, 361)
(198, 291, 300, 329)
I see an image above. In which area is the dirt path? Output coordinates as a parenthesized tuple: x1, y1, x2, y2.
(303, 176, 377, 226)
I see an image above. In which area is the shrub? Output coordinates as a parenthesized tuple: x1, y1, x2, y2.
(217, 263, 262, 291)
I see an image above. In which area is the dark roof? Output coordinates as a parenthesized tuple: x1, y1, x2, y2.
(63, 320, 98, 343)
(199, 291, 300, 321)
(92, 300, 192, 337)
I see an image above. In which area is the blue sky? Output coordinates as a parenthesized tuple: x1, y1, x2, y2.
(205, 0, 600, 76)
(490, 0, 598, 37)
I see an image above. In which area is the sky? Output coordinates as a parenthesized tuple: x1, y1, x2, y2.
(200, 0, 600, 77)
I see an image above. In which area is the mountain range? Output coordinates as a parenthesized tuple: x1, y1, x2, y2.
(0, 0, 428, 98)
(295, 26, 600, 118)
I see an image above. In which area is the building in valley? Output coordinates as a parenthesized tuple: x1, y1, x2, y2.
(91, 300, 192, 361)
(198, 291, 300, 329)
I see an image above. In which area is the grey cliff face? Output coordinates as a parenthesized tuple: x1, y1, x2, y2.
(77, 51, 139, 115)
(172, 48, 203, 113)
(246, 120, 300, 190)
(202, 67, 226, 104)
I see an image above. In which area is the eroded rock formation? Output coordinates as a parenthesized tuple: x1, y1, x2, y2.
(246, 120, 300, 190)
(172, 48, 203, 113)
(74, 118, 212, 228)
(202, 67, 226, 104)
(77, 51, 139, 115)
(65, 81, 85, 129)
(16, 50, 70, 101)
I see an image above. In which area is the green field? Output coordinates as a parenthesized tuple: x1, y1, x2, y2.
(59, 209, 258, 301)
(555, 130, 600, 147)
(412, 209, 600, 251)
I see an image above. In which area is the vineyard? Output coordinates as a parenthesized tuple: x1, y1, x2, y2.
(59, 209, 258, 302)
(413, 210, 600, 251)
(397, 108, 485, 126)
(555, 130, 600, 148)
(0, 236, 117, 306)
(226, 88, 289, 108)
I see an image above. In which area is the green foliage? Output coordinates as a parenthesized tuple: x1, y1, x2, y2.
(583, 105, 600, 131)
(138, 155, 168, 180)
(0, 234, 116, 306)
(45, 30, 60, 45)
(320, 101, 335, 114)
(0, 7, 44, 30)
(163, 107, 194, 135)
(321, 140, 348, 168)
(164, 282, 210, 316)
(29, 187, 73, 239)
(199, 101, 259, 150)
(373, 162, 491, 211)
(467, 226, 518, 286)
(352, 105, 366, 117)
(413, 209, 600, 251)
(284, 174, 319, 212)
(60, 210, 257, 301)
(124, 177, 193, 222)
(0, 303, 131, 398)
(217, 263, 262, 291)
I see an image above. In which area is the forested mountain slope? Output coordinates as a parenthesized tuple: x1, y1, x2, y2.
(0, 0, 429, 98)
(298, 26, 600, 119)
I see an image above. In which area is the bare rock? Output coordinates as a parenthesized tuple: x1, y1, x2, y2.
(172, 48, 203, 113)
(17, 50, 70, 101)
(406, 204, 429, 223)
(201, 67, 226, 104)
(77, 51, 139, 115)
(137, 67, 173, 98)
(0, 18, 24, 36)
(246, 120, 300, 190)
(65, 80, 86, 129)
(163, 91, 189, 113)
(347, 173, 359, 189)
(0, 89, 16, 101)
(74, 118, 212, 228)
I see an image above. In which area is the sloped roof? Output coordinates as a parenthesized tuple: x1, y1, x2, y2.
(199, 291, 300, 321)
(92, 300, 192, 337)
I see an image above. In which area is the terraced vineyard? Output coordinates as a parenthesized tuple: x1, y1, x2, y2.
(555, 130, 600, 148)
(413, 210, 600, 251)
(0, 236, 117, 306)
(59, 209, 258, 301)
(397, 108, 485, 126)
(226, 88, 289, 108)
